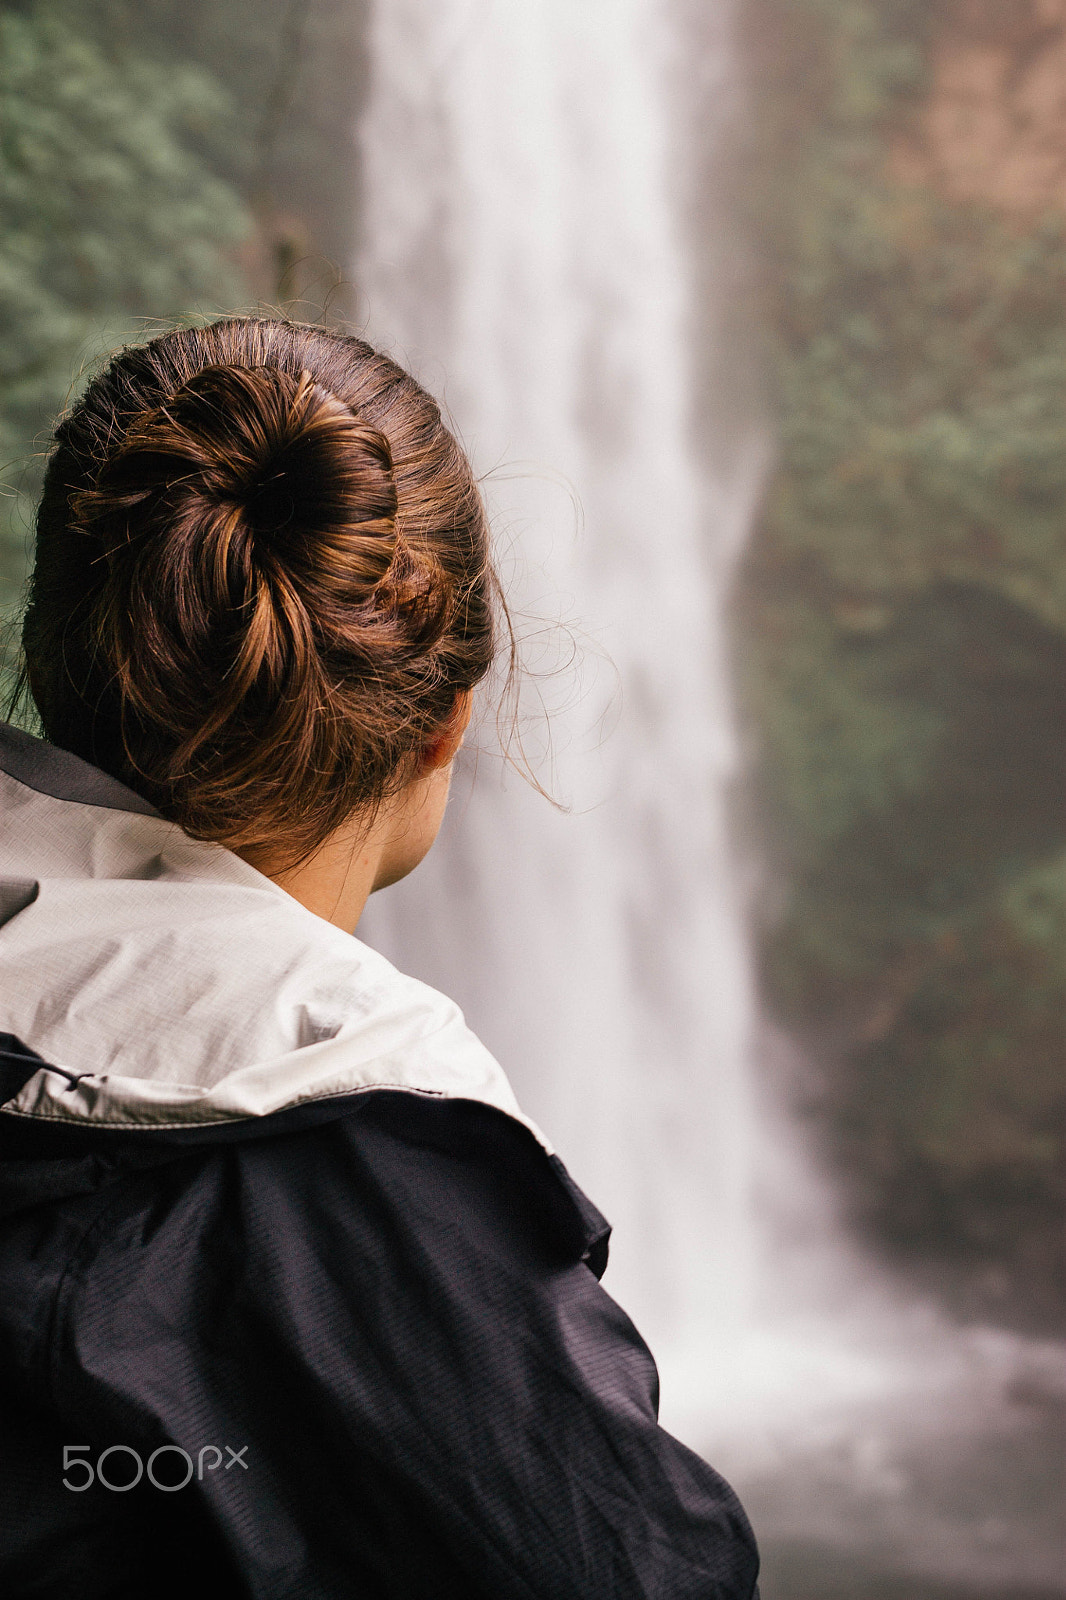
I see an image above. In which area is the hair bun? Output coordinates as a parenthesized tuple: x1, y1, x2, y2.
(63, 362, 415, 803)
(74, 364, 400, 605)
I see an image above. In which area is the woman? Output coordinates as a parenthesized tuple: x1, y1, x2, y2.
(0, 317, 759, 1598)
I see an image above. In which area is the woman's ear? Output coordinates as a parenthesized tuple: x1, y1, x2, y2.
(420, 690, 474, 773)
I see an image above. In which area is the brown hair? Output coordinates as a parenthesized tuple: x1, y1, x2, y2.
(18, 317, 501, 864)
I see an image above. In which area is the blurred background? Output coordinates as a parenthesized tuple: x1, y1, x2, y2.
(1, 1, 1063, 1595)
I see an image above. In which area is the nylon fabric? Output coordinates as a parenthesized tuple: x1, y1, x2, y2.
(0, 1095, 758, 1597)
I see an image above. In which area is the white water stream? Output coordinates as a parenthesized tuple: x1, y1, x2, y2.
(355, 0, 763, 1355)
(353, 4, 1065, 1589)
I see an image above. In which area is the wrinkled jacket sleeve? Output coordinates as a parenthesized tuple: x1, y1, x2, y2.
(57, 1095, 760, 1599)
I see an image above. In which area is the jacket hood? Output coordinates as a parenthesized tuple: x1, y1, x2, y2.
(0, 722, 545, 1147)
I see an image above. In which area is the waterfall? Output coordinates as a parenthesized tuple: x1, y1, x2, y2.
(354, 0, 765, 1358)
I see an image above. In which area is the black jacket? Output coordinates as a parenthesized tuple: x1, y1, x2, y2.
(0, 723, 759, 1598)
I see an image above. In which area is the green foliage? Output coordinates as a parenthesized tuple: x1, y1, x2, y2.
(0, 0, 251, 625)
(740, 0, 1066, 1320)
(87, 0, 369, 301)
(838, 847, 1065, 1320)
(765, 191, 1066, 626)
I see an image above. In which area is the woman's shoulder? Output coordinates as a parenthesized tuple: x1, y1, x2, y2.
(0, 722, 545, 1148)
(0, 1072, 758, 1599)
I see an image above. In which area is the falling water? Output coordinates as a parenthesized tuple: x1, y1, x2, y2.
(353, 4, 1066, 1590)
(355, 0, 764, 1355)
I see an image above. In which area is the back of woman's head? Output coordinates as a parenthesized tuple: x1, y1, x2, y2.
(20, 317, 497, 863)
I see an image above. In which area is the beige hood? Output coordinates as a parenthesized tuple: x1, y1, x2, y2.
(0, 722, 545, 1145)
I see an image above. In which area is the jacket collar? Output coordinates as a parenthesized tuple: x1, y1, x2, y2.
(0, 723, 546, 1147)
